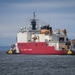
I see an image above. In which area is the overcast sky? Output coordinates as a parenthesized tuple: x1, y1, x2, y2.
(0, 0, 75, 46)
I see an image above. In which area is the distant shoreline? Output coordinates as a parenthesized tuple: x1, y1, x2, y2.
(0, 46, 10, 51)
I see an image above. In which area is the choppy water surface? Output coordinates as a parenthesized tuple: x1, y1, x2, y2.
(0, 51, 75, 75)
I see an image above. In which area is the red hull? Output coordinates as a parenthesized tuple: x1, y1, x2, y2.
(18, 42, 66, 55)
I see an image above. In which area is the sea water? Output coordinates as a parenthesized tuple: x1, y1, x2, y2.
(0, 46, 75, 75)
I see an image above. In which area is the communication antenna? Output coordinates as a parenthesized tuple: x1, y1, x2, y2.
(33, 12, 36, 20)
(49, 18, 51, 26)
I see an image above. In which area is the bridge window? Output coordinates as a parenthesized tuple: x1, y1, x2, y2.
(59, 37, 64, 43)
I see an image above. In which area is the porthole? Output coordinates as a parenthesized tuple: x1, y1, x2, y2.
(35, 44, 37, 46)
(41, 44, 43, 46)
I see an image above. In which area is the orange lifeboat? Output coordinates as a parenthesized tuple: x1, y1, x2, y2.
(40, 29, 50, 34)
(60, 29, 67, 35)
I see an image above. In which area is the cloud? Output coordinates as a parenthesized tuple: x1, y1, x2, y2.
(0, 0, 75, 45)
(16, 1, 75, 8)
(1, 0, 75, 12)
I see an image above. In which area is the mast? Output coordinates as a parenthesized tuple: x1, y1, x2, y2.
(33, 12, 36, 20)
(31, 12, 36, 30)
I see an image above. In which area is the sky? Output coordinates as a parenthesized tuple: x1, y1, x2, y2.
(0, 0, 75, 46)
